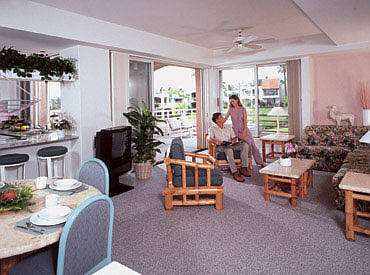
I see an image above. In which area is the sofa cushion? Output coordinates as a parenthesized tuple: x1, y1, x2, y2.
(297, 145, 350, 172)
(215, 150, 241, 160)
(302, 125, 369, 149)
(172, 166, 223, 187)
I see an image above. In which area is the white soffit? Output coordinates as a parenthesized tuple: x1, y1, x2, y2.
(293, 0, 370, 45)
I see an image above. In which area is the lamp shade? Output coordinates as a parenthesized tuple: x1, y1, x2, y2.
(359, 130, 370, 144)
(268, 107, 288, 116)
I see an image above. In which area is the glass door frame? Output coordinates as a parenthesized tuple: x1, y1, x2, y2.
(219, 61, 287, 137)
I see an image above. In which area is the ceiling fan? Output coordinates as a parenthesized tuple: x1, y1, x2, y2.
(223, 30, 276, 53)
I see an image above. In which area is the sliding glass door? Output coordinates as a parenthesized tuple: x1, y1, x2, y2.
(220, 63, 288, 137)
(221, 67, 258, 136)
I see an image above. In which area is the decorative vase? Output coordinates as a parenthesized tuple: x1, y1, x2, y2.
(363, 109, 370, 126)
(56, 129, 65, 139)
(280, 157, 291, 167)
(133, 161, 153, 179)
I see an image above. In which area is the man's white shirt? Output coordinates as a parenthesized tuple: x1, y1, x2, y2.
(209, 124, 236, 142)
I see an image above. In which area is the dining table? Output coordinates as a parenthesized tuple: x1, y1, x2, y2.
(0, 179, 101, 275)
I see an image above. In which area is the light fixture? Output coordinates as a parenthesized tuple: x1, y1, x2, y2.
(267, 106, 288, 135)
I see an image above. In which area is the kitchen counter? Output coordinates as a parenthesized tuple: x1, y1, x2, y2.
(0, 130, 79, 178)
(0, 130, 78, 150)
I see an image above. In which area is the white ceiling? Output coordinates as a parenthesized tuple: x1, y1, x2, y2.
(31, 0, 322, 50)
(6, 0, 370, 63)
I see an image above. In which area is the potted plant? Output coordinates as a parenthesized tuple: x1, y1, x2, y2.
(123, 102, 164, 179)
(50, 112, 76, 138)
(280, 142, 298, 167)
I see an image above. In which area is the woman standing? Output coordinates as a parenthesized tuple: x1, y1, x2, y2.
(224, 95, 264, 167)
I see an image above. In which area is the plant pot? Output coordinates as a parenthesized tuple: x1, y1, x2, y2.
(363, 109, 370, 126)
(279, 157, 291, 167)
(56, 129, 65, 139)
(133, 161, 153, 179)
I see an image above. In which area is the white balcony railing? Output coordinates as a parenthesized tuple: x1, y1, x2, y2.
(153, 108, 196, 120)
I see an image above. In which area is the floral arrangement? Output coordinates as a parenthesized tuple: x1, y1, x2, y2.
(360, 81, 370, 109)
(50, 112, 76, 131)
(282, 142, 298, 159)
(0, 184, 36, 212)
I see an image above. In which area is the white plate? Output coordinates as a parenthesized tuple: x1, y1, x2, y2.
(53, 179, 78, 188)
(49, 181, 82, 191)
(0, 182, 4, 189)
(30, 212, 68, 226)
(38, 206, 72, 220)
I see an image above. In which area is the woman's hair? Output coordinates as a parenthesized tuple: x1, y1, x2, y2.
(229, 94, 243, 108)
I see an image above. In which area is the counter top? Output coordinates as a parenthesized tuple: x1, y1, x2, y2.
(0, 130, 78, 150)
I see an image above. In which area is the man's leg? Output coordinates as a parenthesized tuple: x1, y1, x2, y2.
(216, 146, 244, 182)
(232, 142, 251, 177)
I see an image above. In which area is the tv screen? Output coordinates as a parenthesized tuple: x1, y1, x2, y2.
(112, 131, 127, 159)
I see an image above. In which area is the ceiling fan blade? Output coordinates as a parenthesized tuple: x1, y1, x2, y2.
(248, 38, 276, 44)
(243, 35, 258, 44)
(243, 44, 262, 50)
(226, 46, 238, 53)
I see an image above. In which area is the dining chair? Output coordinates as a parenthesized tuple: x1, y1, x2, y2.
(77, 158, 109, 195)
(8, 194, 114, 275)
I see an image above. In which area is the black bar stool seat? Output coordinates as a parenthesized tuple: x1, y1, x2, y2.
(37, 146, 68, 178)
(0, 154, 29, 181)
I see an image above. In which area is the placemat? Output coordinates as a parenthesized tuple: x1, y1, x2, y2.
(44, 184, 89, 196)
(14, 217, 64, 236)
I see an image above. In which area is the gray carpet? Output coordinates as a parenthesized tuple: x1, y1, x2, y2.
(112, 165, 370, 275)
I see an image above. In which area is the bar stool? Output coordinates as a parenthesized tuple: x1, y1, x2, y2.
(0, 154, 29, 181)
(37, 146, 68, 178)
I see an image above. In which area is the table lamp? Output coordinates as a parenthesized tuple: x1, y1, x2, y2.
(359, 130, 370, 149)
(267, 106, 288, 135)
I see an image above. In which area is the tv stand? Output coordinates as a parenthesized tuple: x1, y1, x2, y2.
(95, 126, 133, 197)
(109, 175, 134, 197)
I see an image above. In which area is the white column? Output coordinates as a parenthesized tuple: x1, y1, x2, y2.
(60, 46, 112, 176)
(301, 57, 312, 132)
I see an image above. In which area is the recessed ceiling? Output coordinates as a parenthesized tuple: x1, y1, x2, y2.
(31, 0, 323, 51)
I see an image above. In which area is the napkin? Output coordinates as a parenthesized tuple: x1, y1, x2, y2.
(14, 217, 63, 236)
(44, 184, 89, 196)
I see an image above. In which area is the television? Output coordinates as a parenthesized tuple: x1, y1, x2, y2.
(95, 126, 133, 196)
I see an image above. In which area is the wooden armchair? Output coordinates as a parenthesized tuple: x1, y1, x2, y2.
(205, 134, 252, 171)
(163, 137, 224, 211)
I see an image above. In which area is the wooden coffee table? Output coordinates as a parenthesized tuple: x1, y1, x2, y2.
(261, 134, 295, 163)
(259, 158, 315, 206)
(339, 172, 370, 241)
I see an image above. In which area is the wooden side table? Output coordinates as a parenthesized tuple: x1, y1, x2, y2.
(339, 172, 370, 241)
(260, 134, 295, 163)
(259, 158, 315, 207)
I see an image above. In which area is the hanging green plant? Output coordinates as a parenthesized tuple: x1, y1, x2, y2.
(0, 47, 77, 81)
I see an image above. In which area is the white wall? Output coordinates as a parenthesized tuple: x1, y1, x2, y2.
(60, 46, 111, 175)
(111, 52, 129, 126)
(203, 68, 220, 133)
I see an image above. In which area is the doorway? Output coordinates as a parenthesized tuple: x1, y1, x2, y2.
(153, 63, 202, 160)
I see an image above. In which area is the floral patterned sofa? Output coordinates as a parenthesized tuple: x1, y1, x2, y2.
(297, 125, 369, 172)
(332, 148, 370, 211)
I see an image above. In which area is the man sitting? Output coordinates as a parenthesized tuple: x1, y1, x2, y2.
(209, 112, 251, 182)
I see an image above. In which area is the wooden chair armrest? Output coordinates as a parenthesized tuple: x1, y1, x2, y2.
(164, 158, 215, 170)
(185, 151, 216, 164)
